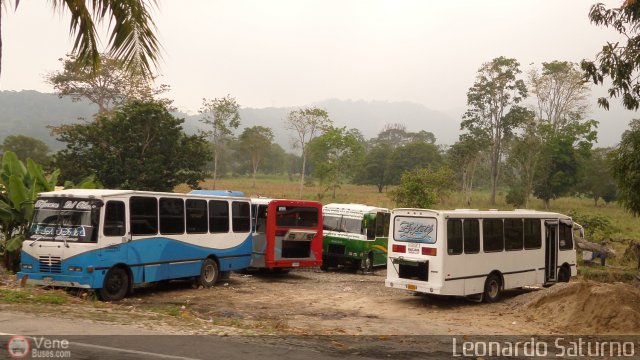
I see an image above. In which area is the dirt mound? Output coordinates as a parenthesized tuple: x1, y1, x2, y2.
(524, 281, 640, 334)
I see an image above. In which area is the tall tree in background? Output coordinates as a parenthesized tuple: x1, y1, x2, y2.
(611, 119, 640, 216)
(353, 142, 392, 193)
(47, 54, 170, 114)
(389, 166, 455, 208)
(461, 56, 527, 205)
(1, 135, 51, 166)
(385, 141, 442, 185)
(0, 0, 161, 79)
(55, 100, 210, 191)
(285, 107, 332, 197)
(308, 127, 364, 199)
(199, 95, 241, 189)
(448, 131, 489, 206)
(237, 126, 274, 187)
(579, 147, 617, 206)
(582, 1, 640, 110)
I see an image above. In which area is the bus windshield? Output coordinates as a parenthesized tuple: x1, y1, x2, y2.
(27, 198, 102, 243)
(322, 215, 362, 234)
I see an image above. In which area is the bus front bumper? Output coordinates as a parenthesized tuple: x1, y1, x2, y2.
(17, 272, 93, 289)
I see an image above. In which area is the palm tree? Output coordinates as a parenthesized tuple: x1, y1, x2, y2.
(0, 0, 161, 79)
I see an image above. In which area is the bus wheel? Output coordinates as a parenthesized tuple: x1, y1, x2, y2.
(557, 265, 571, 283)
(198, 258, 219, 287)
(362, 253, 374, 273)
(99, 267, 129, 301)
(483, 274, 502, 303)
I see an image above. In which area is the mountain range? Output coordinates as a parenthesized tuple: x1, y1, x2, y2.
(0, 90, 461, 153)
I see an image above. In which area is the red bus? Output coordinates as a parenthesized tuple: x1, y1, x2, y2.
(250, 198, 323, 271)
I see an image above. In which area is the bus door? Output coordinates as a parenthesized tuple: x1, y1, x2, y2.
(250, 204, 269, 268)
(544, 220, 558, 283)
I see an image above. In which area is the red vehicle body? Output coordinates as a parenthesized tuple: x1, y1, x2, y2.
(250, 198, 323, 270)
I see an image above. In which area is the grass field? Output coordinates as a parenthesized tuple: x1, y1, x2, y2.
(177, 174, 640, 279)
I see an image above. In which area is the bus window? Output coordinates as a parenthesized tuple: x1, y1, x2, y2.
(323, 215, 342, 231)
(104, 201, 125, 237)
(559, 221, 573, 250)
(447, 219, 463, 255)
(275, 206, 318, 228)
(524, 219, 541, 249)
(504, 218, 523, 251)
(483, 219, 503, 252)
(255, 205, 268, 233)
(160, 198, 185, 235)
(209, 200, 229, 233)
(463, 219, 480, 254)
(232, 201, 251, 232)
(186, 199, 207, 234)
(383, 212, 391, 236)
(130, 196, 158, 235)
(342, 217, 362, 234)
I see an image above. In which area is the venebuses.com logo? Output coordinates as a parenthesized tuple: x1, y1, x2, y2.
(7, 336, 30, 358)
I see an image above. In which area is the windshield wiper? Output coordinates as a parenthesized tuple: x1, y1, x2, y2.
(29, 236, 45, 247)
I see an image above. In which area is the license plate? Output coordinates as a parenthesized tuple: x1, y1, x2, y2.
(292, 262, 300, 267)
(408, 242, 421, 254)
(407, 284, 417, 291)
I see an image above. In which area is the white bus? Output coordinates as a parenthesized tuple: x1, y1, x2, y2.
(18, 189, 253, 301)
(385, 208, 578, 302)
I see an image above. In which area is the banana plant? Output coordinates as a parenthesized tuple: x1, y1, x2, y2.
(0, 151, 58, 272)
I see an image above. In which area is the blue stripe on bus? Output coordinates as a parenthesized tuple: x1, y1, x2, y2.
(18, 235, 252, 289)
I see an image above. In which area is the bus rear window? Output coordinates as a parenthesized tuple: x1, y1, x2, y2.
(393, 216, 436, 243)
(275, 206, 318, 228)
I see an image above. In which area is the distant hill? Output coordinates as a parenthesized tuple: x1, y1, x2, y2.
(0, 90, 460, 153)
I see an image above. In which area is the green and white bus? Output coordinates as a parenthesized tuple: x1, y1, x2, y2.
(321, 203, 391, 272)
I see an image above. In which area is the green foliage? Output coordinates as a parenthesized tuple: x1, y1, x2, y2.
(308, 127, 365, 199)
(582, 2, 640, 110)
(1, 0, 160, 79)
(389, 166, 455, 208)
(385, 141, 442, 185)
(237, 126, 274, 186)
(199, 95, 241, 187)
(505, 186, 527, 208)
(354, 142, 392, 193)
(578, 147, 617, 206)
(0, 151, 58, 271)
(461, 56, 527, 205)
(55, 100, 210, 191)
(610, 119, 640, 216)
(1, 135, 51, 166)
(568, 210, 616, 240)
(0, 289, 67, 305)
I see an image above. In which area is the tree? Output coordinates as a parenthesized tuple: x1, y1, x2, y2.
(503, 107, 539, 208)
(447, 131, 489, 206)
(199, 95, 241, 189)
(389, 166, 455, 208)
(0, 0, 161, 79)
(461, 56, 527, 205)
(582, 1, 640, 110)
(579, 147, 617, 206)
(1, 135, 51, 166)
(55, 100, 210, 191)
(285, 107, 332, 197)
(47, 54, 171, 114)
(372, 123, 436, 148)
(353, 142, 392, 193)
(0, 151, 58, 272)
(237, 126, 274, 187)
(385, 141, 442, 185)
(308, 127, 365, 199)
(611, 119, 640, 216)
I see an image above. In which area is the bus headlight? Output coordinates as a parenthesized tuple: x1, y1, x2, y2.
(67, 266, 83, 272)
(22, 264, 33, 270)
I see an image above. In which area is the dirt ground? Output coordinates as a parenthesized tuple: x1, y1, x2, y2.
(2, 266, 639, 336)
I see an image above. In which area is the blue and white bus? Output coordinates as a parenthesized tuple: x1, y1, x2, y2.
(17, 189, 253, 301)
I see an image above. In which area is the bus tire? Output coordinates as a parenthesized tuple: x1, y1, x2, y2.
(198, 258, 219, 287)
(557, 265, 571, 283)
(483, 273, 502, 303)
(99, 267, 129, 301)
(363, 253, 374, 273)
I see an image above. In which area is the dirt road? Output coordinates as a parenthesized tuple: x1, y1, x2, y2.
(2, 267, 639, 336)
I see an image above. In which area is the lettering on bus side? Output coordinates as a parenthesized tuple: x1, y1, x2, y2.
(394, 216, 437, 243)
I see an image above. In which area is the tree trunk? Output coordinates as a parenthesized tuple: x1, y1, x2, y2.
(252, 166, 257, 188)
(299, 154, 307, 198)
(212, 149, 218, 189)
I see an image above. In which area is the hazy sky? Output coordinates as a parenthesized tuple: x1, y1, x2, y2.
(0, 0, 633, 145)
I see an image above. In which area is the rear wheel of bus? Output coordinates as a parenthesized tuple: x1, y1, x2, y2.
(483, 273, 502, 303)
(198, 258, 219, 287)
(99, 267, 130, 301)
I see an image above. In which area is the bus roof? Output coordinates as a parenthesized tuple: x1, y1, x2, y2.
(37, 189, 248, 200)
(323, 203, 389, 216)
(392, 208, 571, 219)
